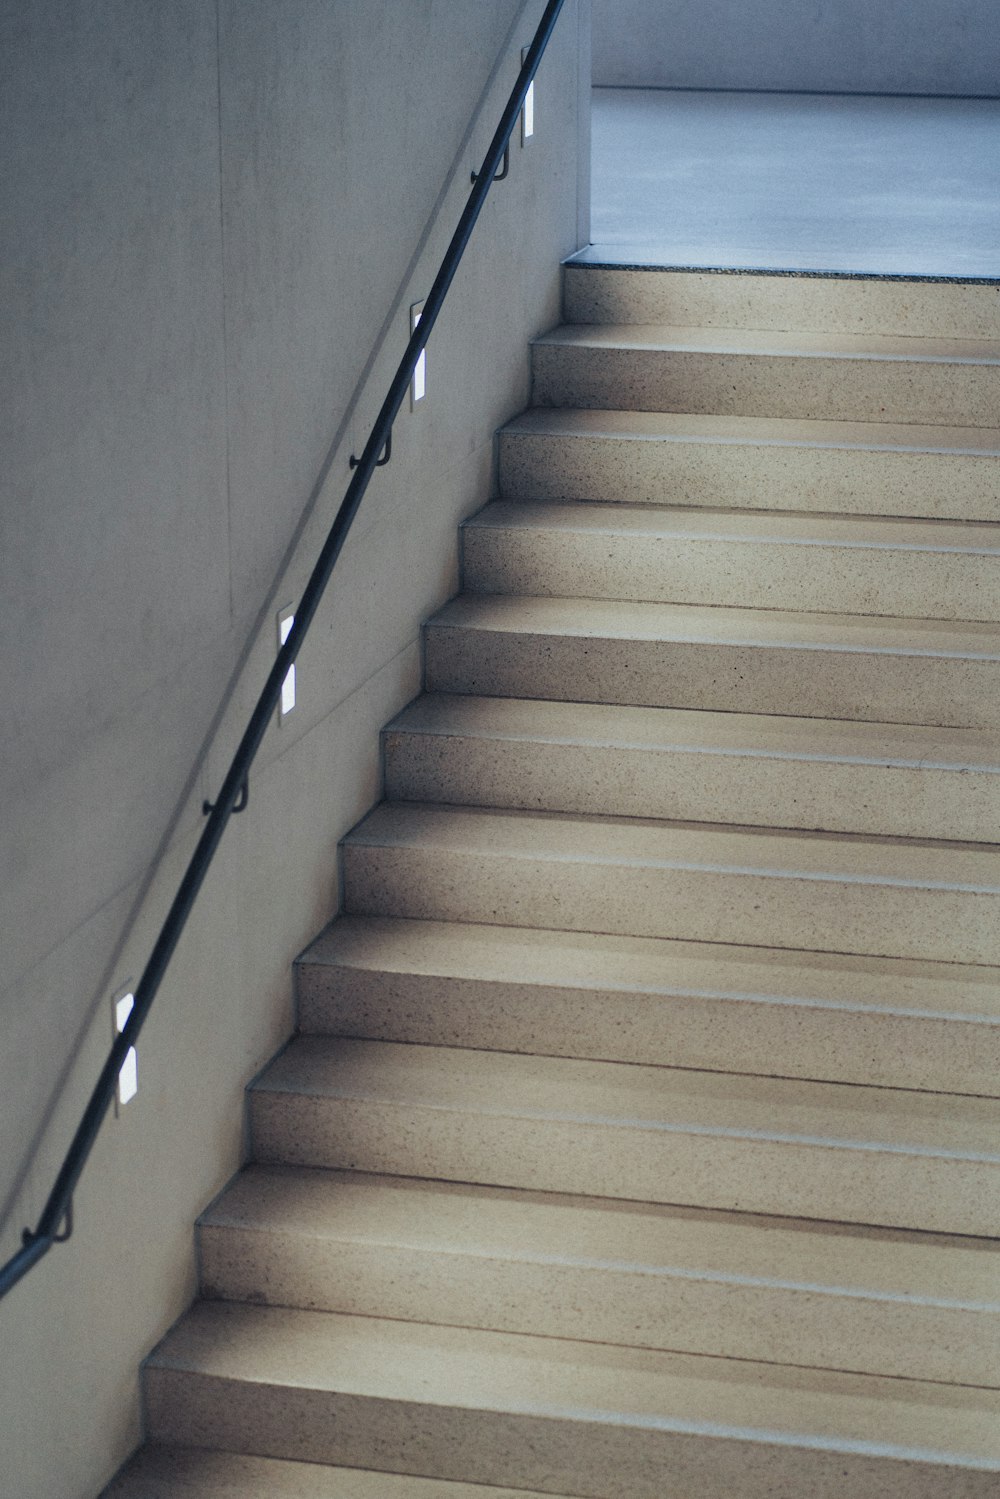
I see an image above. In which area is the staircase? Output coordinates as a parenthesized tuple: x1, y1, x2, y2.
(106, 265, 1000, 1497)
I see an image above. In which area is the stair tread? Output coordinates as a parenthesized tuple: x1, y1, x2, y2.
(147, 1301, 1000, 1464)
(387, 694, 1000, 773)
(252, 1036, 1000, 1160)
(105, 1447, 556, 1498)
(300, 913, 1000, 1023)
(202, 1166, 999, 1308)
(465, 501, 1000, 555)
(347, 799, 1000, 891)
(534, 323, 1000, 364)
(501, 405, 1000, 456)
(429, 591, 1000, 658)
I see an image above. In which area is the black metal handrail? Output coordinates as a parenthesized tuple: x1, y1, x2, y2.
(0, 0, 567, 1302)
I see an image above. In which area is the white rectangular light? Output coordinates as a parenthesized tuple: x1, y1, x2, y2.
(279, 607, 296, 719)
(411, 302, 425, 405)
(115, 992, 138, 1108)
(521, 49, 534, 141)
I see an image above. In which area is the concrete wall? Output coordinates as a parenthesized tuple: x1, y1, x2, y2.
(593, 0, 1000, 94)
(0, 2, 589, 1495)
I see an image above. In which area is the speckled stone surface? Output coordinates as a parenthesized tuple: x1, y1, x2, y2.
(382, 694, 1000, 843)
(461, 501, 1000, 621)
(531, 325, 1000, 426)
(340, 800, 1000, 966)
(197, 1165, 1000, 1386)
(121, 259, 1000, 1494)
(102, 1446, 566, 1497)
(497, 409, 1000, 520)
(142, 1304, 1000, 1497)
(563, 265, 1000, 339)
(424, 593, 1000, 728)
(296, 914, 1000, 1096)
(249, 1036, 1000, 1233)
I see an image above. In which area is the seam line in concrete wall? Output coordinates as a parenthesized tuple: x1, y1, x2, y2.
(592, 83, 1000, 101)
(214, 0, 235, 621)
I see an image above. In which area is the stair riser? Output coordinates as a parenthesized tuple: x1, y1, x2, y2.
(199, 1225, 998, 1387)
(249, 1093, 995, 1235)
(463, 522, 1000, 621)
(297, 964, 998, 1098)
(563, 267, 1000, 340)
(532, 344, 1000, 426)
(144, 1370, 997, 1499)
(343, 840, 1000, 966)
(384, 728, 1000, 844)
(498, 430, 1000, 521)
(425, 621, 1000, 728)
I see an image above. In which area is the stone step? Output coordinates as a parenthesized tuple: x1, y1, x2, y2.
(424, 593, 1000, 728)
(297, 914, 1000, 1096)
(248, 1036, 1000, 1234)
(103, 1446, 561, 1498)
(143, 1303, 1000, 1497)
(497, 408, 1000, 521)
(382, 694, 1000, 843)
(562, 263, 1000, 340)
(531, 324, 1000, 426)
(342, 801, 1000, 967)
(199, 1165, 1000, 1386)
(461, 501, 1000, 622)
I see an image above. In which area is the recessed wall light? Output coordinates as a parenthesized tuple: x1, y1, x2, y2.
(114, 990, 138, 1109)
(278, 607, 296, 719)
(521, 49, 534, 142)
(411, 301, 426, 406)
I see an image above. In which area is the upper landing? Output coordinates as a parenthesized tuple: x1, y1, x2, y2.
(584, 87, 1000, 281)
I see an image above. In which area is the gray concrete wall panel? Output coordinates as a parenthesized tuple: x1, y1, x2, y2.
(593, 0, 1000, 95)
(0, 2, 589, 1495)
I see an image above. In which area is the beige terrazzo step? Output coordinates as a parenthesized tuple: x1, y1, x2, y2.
(143, 1302, 1000, 1497)
(248, 1036, 1000, 1233)
(341, 801, 1000, 965)
(103, 1446, 563, 1498)
(198, 1165, 1000, 1386)
(382, 694, 1000, 842)
(498, 409, 1000, 520)
(461, 501, 1000, 621)
(296, 915, 1000, 1096)
(424, 593, 1000, 727)
(531, 324, 1000, 425)
(562, 264, 1000, 339)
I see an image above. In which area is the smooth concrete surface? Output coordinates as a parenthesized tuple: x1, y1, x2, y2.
(592, 0, 1000, 95)
(587, 88, 1000, 276)
(143, 1304, 1000, 1496)
(383, 693, 1000, 842)
(425, 594, 1000, 728)
(498, 408, 1000, 520)
(298, 914, 1000, 1096)
(105, 1446, 568, 1498)
(532, 323, 1000, 425)
(462, 501, 1000, 620)
(199, 1165, 1000, 1385)
(0, 4, 589, 1497)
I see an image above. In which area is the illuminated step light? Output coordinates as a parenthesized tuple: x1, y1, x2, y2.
(114, 990, 138, 1108)
(279, 607, 296, 719)
(411, 301, 425, 406)
(521, 49, 534, 142)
